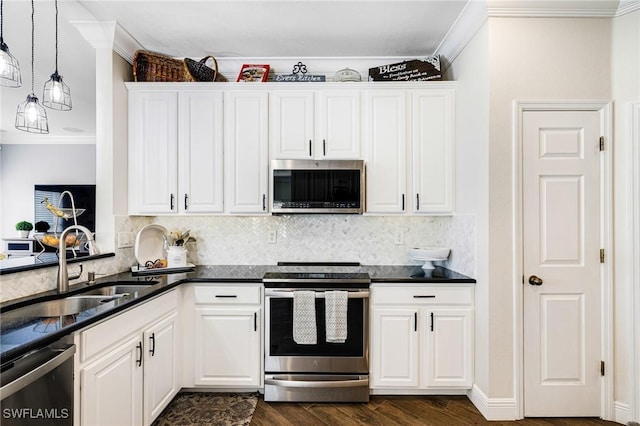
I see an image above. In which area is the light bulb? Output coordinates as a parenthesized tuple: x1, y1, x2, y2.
(51, 81, 63, 102)
(25, 101, 38, 125)
(0, 53, 7, 75)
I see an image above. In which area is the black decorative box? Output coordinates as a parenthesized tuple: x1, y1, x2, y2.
(368, 56, 442, 82)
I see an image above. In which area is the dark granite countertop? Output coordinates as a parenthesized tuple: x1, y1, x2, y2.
(1, 264, 474, 364)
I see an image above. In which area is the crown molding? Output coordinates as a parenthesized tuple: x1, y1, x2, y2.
(113, 24, 144, 65)
(486, 0, 619, 17)
(70, 21, 142, 64)
(435, 0, 488, 69)
(616, 0, 640, 16)
(0, 134, 95, 145)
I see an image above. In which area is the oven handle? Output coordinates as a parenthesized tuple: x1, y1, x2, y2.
(265, 376, 369, 388)
(264, 289, 369, 299)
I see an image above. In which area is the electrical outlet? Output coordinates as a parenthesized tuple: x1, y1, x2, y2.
(267, 230, 277, 244)
(117, 232, 134, 248)
(394, 229, 404, 245)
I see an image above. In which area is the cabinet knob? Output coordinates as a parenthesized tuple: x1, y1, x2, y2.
(528, 275, 543, 286)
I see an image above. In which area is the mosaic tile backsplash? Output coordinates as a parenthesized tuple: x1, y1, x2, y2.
(1, 214, 474, 302)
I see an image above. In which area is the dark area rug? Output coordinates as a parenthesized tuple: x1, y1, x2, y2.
(152, 392, 259, 426)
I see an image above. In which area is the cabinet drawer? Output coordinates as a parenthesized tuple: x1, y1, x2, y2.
(371, 285, 473, 306)
(79, 290, 178, 362)
(193, 285, 261, 305)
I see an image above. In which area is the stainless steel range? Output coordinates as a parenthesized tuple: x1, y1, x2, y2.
(263, 269, 371, 402)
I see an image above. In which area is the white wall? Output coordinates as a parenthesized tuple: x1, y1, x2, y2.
(0, 144, 96, 237)
(446, 20, 490, 397)
(611, 7, 640, 423)
(488, 16, 611, 402)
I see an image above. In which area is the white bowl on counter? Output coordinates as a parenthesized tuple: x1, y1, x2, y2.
(409, 247, 451, 270)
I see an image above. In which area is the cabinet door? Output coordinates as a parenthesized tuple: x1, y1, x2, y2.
(194, 307, 261, 387)
(143, 312, 180, 426)
(81, 336, 143, 426)
(270, 91, 315, 159)
(128, 91, 178, 214)
(370, 308, 419, 388)
(423, 308, 473, 388)
(224, 91, 269, 213)
(363, 90, 407, 213)
(411, 89, 455, 213)
(179, 91, 224, 213)
(316, 90, 361, 159)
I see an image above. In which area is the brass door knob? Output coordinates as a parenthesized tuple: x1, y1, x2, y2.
(528, 275, 543, 286)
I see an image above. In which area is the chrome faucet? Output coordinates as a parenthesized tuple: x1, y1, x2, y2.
(58, 225, 100, 293)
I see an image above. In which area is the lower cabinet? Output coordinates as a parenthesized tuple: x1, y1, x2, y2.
(76, 290, 180, 426)
(182, 283, 263, 389)
(370, 284, 474, 391)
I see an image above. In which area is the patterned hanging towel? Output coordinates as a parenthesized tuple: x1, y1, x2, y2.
(325, 291, 348, 343)
(293, 291, 317, 345)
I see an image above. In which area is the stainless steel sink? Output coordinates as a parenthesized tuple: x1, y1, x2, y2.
(13, 297, 113, 318)
(80, 283, 157, 298)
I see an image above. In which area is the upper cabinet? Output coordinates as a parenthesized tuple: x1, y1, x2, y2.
(128, 88, 224, 215)
(411, 89, 455, 214)
(127, 82, 455, 216)
(270, 90, 361, 159)
(224, 91, 270, 214)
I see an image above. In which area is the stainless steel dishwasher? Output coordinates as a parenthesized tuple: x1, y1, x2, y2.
(1, 337, 75, 426)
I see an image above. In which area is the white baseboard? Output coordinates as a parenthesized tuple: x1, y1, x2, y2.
(613, 401, 631, 425)
(467, 384, 517, 421)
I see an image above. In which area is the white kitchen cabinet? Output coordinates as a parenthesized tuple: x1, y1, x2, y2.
(363, 90, 408, 213)
(81, 335, 143, 426)
(423, 308, 473, 388)
(370, 284, 473, 392)
(270, 90, 360, 159)
(371, 308, 419, 387)
(411, 89, 455, 214)
(224, 91, 269, 214)
(182, 283, 263, 389)
(194, 307, 261, 386)
(128, 86, 224, 214)
(128, 90, 178, 214)
(76, 291, 180, 426)
(143, 311, 180, 425)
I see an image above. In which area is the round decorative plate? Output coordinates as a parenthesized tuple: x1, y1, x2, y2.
(134, 224, 168, 266)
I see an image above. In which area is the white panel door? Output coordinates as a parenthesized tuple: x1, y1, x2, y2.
(143, 312, 179, 426)
(523, 110, 602, 416)
(363, 90, 407, 213)
(193, 308, 261, 386)
(370, 308, 418, 388)
(270, 91, 315, 159)
(129, 91, 178, 214)
(81, 336, 143, 426)
(423, 308, 473, 388)
(316, 90, 361, 159)
(179, 91, 224, 213)
(411, 89, 455, 213)
(224, 91, 269, 213)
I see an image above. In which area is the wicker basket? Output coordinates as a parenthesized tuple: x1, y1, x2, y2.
(133, 50, 227, 82)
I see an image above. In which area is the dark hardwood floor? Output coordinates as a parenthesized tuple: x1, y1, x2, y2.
(250, 395, 618, 426)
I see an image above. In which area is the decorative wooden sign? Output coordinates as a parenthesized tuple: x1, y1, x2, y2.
(274, 61, 326, 82)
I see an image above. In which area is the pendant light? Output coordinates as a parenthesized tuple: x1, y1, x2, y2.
(42, 0, 70, 110)
(15, 0, 48, 134)
(0, 0, 21, 87)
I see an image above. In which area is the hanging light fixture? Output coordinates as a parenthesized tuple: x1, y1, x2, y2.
(42, 0, 70, 110)
(15, 0, 48, 134)
(0, 0, 21, 87)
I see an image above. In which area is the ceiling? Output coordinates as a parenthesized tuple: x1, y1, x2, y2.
(0, 0, 629, 144)
(0, 0, 470, 143)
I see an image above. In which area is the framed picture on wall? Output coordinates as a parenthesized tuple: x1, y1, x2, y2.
(237, 64, 270, 82)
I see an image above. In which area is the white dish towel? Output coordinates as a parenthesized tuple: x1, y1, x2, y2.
(325, 291, 348, 343)
(293, 291, 317, 345)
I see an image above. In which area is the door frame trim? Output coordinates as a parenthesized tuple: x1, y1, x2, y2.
(512, 101, 613, 420)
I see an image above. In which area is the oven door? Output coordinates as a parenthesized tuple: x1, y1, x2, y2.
(264, 288, 369, 374)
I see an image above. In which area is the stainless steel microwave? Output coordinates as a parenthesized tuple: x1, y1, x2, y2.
(271, 159, 365, 214)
